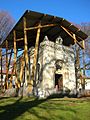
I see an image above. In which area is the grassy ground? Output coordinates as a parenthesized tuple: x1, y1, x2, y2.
(0, 97, 90, 120)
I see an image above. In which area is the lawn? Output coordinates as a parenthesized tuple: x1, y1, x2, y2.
(0, 97, 90, 120)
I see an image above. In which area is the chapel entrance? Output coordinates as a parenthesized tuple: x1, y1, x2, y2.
(55, 74, 63, 91)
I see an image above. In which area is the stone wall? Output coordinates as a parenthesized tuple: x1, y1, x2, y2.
(35, 39, 76, 97)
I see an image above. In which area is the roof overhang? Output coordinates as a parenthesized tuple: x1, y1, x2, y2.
(0, 10, 88, 49)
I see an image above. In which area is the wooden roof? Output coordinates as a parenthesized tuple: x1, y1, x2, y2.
(0, 10, 88, 49)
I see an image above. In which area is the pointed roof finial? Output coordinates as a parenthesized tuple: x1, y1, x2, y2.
(43, 36, 49, 41)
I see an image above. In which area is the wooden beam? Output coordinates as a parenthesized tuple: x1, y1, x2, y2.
(32, 23, 41, 89)
(16, 38, 24, 42)
(25, 23, 57, 31)
(5, 40, 8, 89)
(61, 26, 84, 49)
(23, 17, 30, 85)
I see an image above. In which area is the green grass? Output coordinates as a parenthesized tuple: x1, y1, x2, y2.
(0, 97, 90, 120)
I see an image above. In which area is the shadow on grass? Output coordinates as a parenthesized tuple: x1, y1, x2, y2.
(0, 95, 79, 120)
(0, 97, 47, 120)
(0, 97, 11, 100)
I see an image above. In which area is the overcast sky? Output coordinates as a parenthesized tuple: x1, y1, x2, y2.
(0, 0, 90, 24)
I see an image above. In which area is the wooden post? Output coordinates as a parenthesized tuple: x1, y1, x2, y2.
(82, 40, 85, 90)
(5, 40, 8, 89)
(19, 56, 25, 84)
(0, 48, 2, 89)
(0, 48, 1, 88)
(8, 49, 13, 88)
(73, 34, 77, 43)
(32, 23, 41, 92)
(23, 17, 29, 85)
(82, 40, 85, 49)
(9, 66, 14, 88)
(13, 30, 18, 88)
(8, 49, 13, 68)
(73, 34, 78, 90)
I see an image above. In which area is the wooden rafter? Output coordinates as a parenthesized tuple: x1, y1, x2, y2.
(25, 23, 57, 31)
(61, 26, 84, 49)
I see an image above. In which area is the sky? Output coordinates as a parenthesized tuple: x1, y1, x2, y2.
(0, 0, 90, 24)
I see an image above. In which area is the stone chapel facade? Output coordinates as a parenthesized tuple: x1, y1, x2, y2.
(29, 36, 76, 97)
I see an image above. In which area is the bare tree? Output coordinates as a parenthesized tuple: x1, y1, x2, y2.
(0, 11, 15, 89)
(80, 22, 90, 58)
(74, 22, 90, 73)
(72, 22, 90, 90)
(0, 10, 15, 44)
(80, 22, 90, 73)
